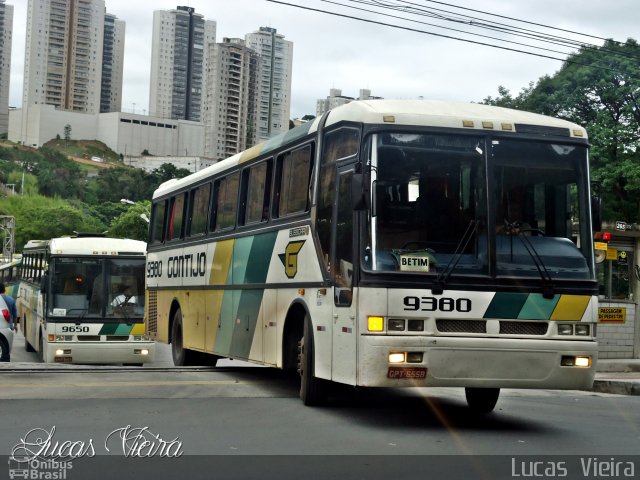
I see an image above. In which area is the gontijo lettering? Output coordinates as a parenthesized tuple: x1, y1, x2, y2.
(167, 253, 207, 278)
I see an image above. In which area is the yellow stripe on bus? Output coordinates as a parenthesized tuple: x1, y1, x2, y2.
(210, 240, 234, 286)
(130, 323, 145, 335)
(550, 295, 590, 321)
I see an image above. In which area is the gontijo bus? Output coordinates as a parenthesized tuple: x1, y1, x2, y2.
(146, 99, 598, 412)
(17, 235, 155, 365)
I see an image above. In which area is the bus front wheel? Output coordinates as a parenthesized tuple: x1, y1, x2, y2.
(171, 309, 198, 366)
(465, 387, 500, 413)
(298, 314, 328, 406)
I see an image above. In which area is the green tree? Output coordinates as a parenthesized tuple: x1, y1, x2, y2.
(151, 163, 192, 185)
(63, 124, 72, 141)
(108, 201, 150, 241)
(483, 38, 640, 222)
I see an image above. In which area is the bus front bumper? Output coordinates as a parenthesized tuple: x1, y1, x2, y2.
(357, 335, 597, 390)
(47, 341, 156, 365)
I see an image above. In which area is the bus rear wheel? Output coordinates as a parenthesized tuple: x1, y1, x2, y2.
(298, 314, 328, 406)
(171, 308, 199, 366)
(465, 387, 500, 413)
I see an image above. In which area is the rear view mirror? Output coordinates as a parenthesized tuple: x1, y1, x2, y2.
(591, 196, 602, 232)
(351, 173, 370, 211)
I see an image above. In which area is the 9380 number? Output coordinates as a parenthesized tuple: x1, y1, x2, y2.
(403, 296, 472, 312)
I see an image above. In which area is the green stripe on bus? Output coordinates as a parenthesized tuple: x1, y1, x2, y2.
(517, 294, 560, 320)
(231, 289, 264, 358)
(114, 323, 133, 335)
(243, 232, 278, 284)
(99, 323, 118, 335)
(484, 292, 529, 319)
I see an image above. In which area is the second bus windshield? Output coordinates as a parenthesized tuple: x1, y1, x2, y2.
(49, 257, 146, 318)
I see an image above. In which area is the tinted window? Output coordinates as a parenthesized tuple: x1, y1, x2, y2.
(212, 173, 239, 231)
(150, 201, 166, 244)
(189, 183, 211, 236)
(277, 145, 313, 217)
(244, 161, 272, 225)
(167, 194, 186, 241)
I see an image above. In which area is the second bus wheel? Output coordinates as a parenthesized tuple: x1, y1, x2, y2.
(298, 314, 328, 406)
(171, 309, 199, 366)
(465, 387, 500, 413)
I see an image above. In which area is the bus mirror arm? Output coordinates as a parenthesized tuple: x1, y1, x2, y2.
(351, 174, 370, 211)
(591, 195, 602, 232)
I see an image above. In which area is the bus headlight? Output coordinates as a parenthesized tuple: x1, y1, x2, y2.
(388, 352, 406, 363)
(558, 324, 573, 335)
(575, 324, 590, 336)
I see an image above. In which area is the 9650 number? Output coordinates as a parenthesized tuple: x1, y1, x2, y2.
(61, 326, 90, 333)
(403, 296, 472, 312)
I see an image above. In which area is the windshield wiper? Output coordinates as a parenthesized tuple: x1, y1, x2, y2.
(432, 220, 478, 295)
(513, 233, 555, 299)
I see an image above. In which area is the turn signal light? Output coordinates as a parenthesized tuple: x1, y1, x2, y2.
(368, 316, 384, 332)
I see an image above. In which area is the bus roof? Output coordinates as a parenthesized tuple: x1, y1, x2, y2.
(24, 236, 146, 256)
(153, 99, 587, 199)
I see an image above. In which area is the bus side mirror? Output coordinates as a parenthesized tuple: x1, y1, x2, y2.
(591, 196, 602, 232)
(351, 173, 370, 211)
(40, 274, 48, 293)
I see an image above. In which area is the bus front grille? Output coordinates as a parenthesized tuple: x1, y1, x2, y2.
(106, 335, 129, 341)
(77, 335, 101, 341)
(436, 319, 486, 334)
(147, 290, 158, 335)
(500, 321, 548, 336)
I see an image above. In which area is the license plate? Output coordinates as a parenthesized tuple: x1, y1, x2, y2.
(387, 367, 427, 379)
(54, 357, 72, 363)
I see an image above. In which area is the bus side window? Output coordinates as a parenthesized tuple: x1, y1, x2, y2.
(275, 144, 314, 218)
(242, 160, 272, 225)
(188, 183, 211, 237)
(167, 193, 187, 241)
(150, 200, 167, 244)
(211, 173, 240, 232)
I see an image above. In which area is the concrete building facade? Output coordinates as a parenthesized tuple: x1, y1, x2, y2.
(244, 27, 292, 142)
(149, 6, 216, 122)
(23, 0, 106, 115)
(204, 38, 259, 160)
(0, 0, 13, 135)
(8, 105, 205, 158)
(316, 88, 382, 117)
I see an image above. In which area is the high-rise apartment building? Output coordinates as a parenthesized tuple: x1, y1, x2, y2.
(23, 0, 108, 114)
(149, 6, 216, 121)
(316, 88, 382, 117)
(100, 13, 125, 113)
(204, 38, 259, 160)
(244, 27, 293, 141)
(0, 0, 13, 135)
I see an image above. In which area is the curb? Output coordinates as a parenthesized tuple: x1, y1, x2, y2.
(592, 379, 640, 396)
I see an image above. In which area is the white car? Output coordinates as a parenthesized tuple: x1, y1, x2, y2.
(0, 295, 14, 362)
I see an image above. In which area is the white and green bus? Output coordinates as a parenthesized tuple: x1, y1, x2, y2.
(146, 99, 598, 411)
(18, 235, 155, 365)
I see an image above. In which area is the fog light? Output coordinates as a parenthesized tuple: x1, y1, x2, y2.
(388, 352, 406, 363)
(134, 349, 149, 356)
(575, 356, 591, 367)
(368, 316, 384, 332)
(406, 352, 423, 363)
(408, 320, 424, 331)
(55, 349, 64, 356)
(388, 319, 405, 331)
(575, 324, 590, 336)
(561, 356, 575, 366)
(558, 324, 573, 335)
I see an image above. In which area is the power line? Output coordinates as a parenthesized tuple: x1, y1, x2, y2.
(268, 0, 637, 78)
(352, 0, 640, 61)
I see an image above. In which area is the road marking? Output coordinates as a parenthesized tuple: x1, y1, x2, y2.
(0, 380, 264, 388)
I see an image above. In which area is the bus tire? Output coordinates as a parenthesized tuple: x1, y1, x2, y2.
(465, 387, 500, 413)
(171, 308, 198, 366)
(0, 336, 9, 362)
(298, 314, 328, 406)
(23, 317, 35, 352)
(38, 330, 45, 363)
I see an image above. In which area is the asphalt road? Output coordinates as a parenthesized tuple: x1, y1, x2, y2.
(2, 332, 640, 479)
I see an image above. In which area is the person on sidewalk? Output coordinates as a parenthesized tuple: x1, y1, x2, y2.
(0, 282, 18, 331)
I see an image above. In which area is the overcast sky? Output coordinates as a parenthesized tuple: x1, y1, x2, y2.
(7, 0, 639, 118)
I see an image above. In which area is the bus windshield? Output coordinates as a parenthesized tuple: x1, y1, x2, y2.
(49, 257, 146, 318)
(364, 132, 593, 281)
